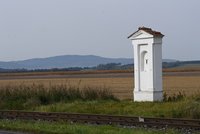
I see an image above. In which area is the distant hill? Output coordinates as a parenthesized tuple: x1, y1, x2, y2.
(0, 55, 177, 70)
(0, 55, 133, 70)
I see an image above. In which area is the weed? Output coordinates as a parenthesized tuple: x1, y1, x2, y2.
(0, 83, 118, 110)
(163, 92, 185, 102)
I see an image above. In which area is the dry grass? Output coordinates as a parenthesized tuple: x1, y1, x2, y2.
(0, 78, 132, 100)
(0, 75, 199, 100)
(163, 76, 200, 96)
(0, 72, 200, 119)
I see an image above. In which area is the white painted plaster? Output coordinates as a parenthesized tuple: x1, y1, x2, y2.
(128, 29, 163, 102)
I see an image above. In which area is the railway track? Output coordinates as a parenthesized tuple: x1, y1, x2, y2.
(0, 110, 199, 130)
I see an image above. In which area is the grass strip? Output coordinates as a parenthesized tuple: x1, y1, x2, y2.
(0, 83, 199, 119)
(0, 119, 183, 134)
(34, 99, 200, 119)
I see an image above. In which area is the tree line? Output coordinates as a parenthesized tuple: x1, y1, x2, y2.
(0, 60, 200, 73)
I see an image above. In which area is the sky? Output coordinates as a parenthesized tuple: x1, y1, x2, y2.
(0, 0, 199, 61)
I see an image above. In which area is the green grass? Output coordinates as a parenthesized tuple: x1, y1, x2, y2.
(0, 83, 200, 119)
(0, 84, 199, 133)
(34, 98, 200, 119)
(0, 119, 184, 134)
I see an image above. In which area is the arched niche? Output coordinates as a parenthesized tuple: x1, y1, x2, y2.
(140, 51, 148, 72)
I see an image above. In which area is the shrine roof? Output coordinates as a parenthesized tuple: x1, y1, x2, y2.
(128, 27, 164, 39)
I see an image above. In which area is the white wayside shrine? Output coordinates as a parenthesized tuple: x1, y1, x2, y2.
(128, 27, 164, 102)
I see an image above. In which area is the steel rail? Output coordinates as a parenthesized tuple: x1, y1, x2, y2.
(0, 110, 199, 130)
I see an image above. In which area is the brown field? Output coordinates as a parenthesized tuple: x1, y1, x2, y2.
(0, 71, 200, 100)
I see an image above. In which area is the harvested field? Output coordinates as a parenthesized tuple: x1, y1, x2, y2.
(0, 71, 200, 100)
(0, 71, 200, 80)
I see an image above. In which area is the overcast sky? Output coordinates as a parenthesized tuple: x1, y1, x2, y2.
(0, 0, 199, 61)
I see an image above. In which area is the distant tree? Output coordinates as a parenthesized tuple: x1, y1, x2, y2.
(96, 63, 121, 70)
(162, 61, 181, 68)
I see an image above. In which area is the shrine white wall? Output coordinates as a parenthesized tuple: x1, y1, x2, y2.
(131, 36, 163, 102)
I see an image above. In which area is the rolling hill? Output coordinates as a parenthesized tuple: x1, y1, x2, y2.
(0, 55, 134, 70)
(0, 55, 178, 70)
